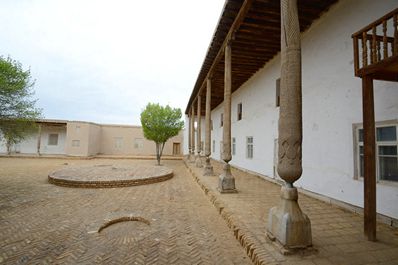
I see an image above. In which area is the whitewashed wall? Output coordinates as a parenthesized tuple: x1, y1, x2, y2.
(0, 126, 66, 155)
(39, 126, 67, 155)
(202, 0, 398, 219)
(0, 134, 38, 154)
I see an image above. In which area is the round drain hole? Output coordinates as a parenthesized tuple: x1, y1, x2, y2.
(98, 216, 150, 233)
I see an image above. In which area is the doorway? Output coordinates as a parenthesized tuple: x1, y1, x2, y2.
(173, 143, 181, 155)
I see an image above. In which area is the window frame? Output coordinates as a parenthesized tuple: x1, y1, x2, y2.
(72, 140, 80, 147)
(276, 78, 280, 107)
(48, 134, 59, 146)
(354, 120, 398, 184)
(232, 137, 236, 156)
(134, 138, 144, 149)
(220, 113, 223, 127)
(237, 103, 242, 121)
(114, 137, 123, 149)
(246, 136, 254, 159)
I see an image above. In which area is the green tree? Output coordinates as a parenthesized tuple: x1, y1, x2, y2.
(0, 56, 42, 154)
(140, 103, 184, 165)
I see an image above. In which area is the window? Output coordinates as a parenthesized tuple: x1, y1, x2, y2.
(247, 136, 253, 159)
(220, 141, 223, 158)
(114, 137, 123, 149)
(48, 134, 58, 146)
(356, 124, 398, 182)
(276, 78, 280, 107)
(201, 141, 204, 152)
(220, 113, 223, 127)
(72, 140, 80, 147)
(75, 125, 80, 132)
(237, 103, 242, 121)
(232, 137, 236, 155)
(212, 140, 215, 153)
(134, 138, 143, 149)
(211, 120, 213, 131)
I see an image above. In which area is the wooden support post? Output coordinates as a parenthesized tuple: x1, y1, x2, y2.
(218, 40, 237, 193)
(37, 124, 42, 155)
(188, 113, 192, 159)
(196, 95, 203, 167)
(267, 0, 312, 250)
(362, 75, 376, 241)
(190, 106, 196, 163)
(223, 41, 232, 164)
(204, 78, 214, 175)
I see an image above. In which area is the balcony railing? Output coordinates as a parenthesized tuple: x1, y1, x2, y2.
(352, 8, 398, 78)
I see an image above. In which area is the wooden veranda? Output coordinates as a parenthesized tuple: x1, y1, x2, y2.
(185, 0, 338, 115)
(352, 8, 398, 241)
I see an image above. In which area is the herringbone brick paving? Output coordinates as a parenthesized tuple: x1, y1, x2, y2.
(0, 158, 251, 264)
(186, 159, 398, 265)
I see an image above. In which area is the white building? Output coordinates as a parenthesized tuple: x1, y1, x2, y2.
(184, 0, 398, 227)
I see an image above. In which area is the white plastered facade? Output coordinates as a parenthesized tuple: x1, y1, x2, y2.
(184, 0, 398, 219)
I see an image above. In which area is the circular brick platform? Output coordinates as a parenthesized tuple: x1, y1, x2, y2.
(48, 164, 173, 188)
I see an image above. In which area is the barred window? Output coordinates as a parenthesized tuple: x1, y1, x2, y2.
(246, 136, 253, 159)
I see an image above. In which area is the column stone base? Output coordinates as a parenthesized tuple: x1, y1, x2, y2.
(203, 157, 214, 176)
(189, 152, 196, 163)
(267, 185, 312, 250)
(195, 154, 203, 168)
(217, 163, 237, 193)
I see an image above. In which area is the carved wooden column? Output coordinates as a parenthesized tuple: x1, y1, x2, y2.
(204, 78, 214, 175)
(267, 0, 311, 250)
(218, 40, 237, 193)
(190, 106, 196, 163)
(36, 123, 42, 156)
(195, 95, 203, 167)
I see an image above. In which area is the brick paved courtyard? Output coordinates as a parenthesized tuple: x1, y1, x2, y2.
(0, 158, 250, 264)
(186, 159, 398, 265)
(1, 157, 398, 265)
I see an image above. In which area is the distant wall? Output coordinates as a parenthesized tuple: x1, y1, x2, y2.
(65, 121, 90, 156)
(99, 124, 183, 156)
(88, 123, 101, 156)
(1, 120, 183, 157)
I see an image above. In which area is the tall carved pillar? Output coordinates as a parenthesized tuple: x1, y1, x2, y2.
(267, 0, 311, 250)
(218, 41, 237, 193)
(196, 95, 203, 167)
(190, 106, 196, 163)
(204, 78, 214, 175)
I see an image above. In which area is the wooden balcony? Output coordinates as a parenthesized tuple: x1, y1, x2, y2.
(352, 8, 398, 82)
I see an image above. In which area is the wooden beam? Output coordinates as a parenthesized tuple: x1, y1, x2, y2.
(362, 75, 376, 242)
(188, 0, 253, 111)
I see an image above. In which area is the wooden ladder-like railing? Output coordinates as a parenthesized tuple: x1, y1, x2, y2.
(352, 8, 398, 77)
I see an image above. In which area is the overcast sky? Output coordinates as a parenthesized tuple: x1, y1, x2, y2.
(0, 0, 225, 125)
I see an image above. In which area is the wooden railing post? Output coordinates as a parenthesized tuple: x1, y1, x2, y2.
(362, 32, 368, 68)
(353, 36, 359, 75)
(372, 27, 377, 64)
(383, 21, 388, 59)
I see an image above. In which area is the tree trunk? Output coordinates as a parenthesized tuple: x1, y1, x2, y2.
(156, 143, 161, 165)
(6, 140, 11, 155)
